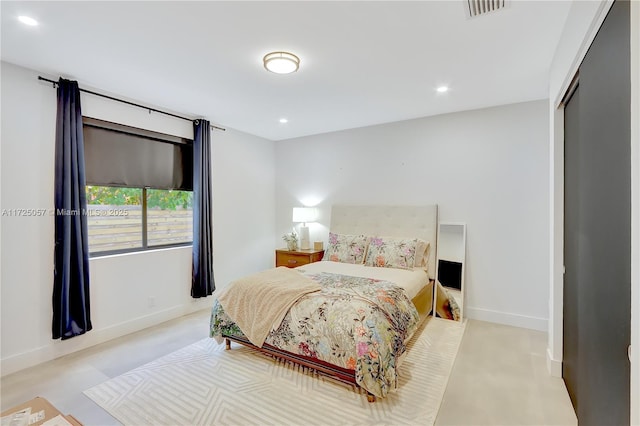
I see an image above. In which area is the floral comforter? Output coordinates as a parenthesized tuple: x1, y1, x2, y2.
(210, 271, 420, 398)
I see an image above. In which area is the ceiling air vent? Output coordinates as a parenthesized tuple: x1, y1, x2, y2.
(466, 0, 508, 18)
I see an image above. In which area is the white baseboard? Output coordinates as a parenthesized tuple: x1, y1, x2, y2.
(547, 347, 563, 377)
(465, 306, 548, 331)
(0, 301, 210, 377)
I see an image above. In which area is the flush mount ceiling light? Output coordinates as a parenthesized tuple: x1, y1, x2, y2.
(279, 118, 288, 124)
(436, 86, 449, 93)
(18, 15, 38, 26)
(263, 51, 300, 74)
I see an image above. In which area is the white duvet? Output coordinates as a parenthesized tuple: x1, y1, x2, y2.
(297, 260, 429, 300)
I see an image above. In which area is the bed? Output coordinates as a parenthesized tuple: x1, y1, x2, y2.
(210, 205, 453, 401)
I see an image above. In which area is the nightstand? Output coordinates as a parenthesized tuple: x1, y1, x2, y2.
(275, 249, 324, 268)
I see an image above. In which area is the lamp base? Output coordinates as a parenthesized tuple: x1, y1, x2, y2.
(299, 226, 310, 250)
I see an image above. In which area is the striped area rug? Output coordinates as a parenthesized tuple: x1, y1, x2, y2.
(84, 317, 466, 426)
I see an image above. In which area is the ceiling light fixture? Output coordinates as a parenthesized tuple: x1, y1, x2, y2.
(263, 51, 300, 74)
(279, 118, 288, 124)
(436, 86, 449, 93)
(18, 15, 38, 26)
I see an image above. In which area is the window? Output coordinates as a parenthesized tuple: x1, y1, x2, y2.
(86, 187, 193, 254)
(86, 186, 142, 253)
(83, 118, 193, 255)
(147, 189, 193, 247)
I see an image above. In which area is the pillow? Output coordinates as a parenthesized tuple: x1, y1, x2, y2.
(364, 237, 418, 270)
(324, 232, 369, 264)
(414, 239, 431, 268)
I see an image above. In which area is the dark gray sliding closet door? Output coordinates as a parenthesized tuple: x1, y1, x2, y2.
(563, 1, 631, 425)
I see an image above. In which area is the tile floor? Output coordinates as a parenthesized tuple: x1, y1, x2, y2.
(1, 310, 577, 425)
(437, 320, 576, 425)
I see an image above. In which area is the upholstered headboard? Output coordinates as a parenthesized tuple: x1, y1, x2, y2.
(329, 205, 438, 279)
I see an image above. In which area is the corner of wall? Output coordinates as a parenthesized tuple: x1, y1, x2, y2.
(547, 347, 563, 378)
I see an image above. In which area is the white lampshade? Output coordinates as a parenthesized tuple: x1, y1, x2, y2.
(292, 207, 317, 224)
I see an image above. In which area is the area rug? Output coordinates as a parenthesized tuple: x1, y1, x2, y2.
(84, 317, 466, 426)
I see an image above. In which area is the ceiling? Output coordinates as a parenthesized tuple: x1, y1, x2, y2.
(1, 1, 573, 141)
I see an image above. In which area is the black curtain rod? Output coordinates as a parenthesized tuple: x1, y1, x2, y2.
(37, 76, 225, 132)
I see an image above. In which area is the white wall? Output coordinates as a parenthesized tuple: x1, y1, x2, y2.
(211, 126, 276, 288)
(0, 61, 276, 375)
(275, 100, 550, 331)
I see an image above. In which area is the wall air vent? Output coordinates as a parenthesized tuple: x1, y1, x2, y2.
(466, 0, 508, 18)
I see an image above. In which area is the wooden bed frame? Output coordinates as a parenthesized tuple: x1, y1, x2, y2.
(223, 334, 376, 401)
(222, 205, 438, 402)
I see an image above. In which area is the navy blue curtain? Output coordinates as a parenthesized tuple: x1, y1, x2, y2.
(192, 120, 215, 297)
(52, 78, 92, 340)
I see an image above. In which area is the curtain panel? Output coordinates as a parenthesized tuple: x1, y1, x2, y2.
(52, 78, 92, 339)
(191, 120, 215, 297)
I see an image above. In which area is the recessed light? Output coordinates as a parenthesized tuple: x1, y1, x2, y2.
(263, 52, 300, 74)
(279, 118, 288, 124)
(436, 86, 449, 93)
(18, 16, 38, 26)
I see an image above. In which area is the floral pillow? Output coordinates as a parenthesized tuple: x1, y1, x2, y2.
(324, 233, 369, 264)
(364, 237, 418, 270)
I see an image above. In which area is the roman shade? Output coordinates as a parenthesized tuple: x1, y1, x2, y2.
(83, 117, 193, 190)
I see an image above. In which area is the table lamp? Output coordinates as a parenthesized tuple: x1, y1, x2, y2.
(292, 207, 317, 250)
